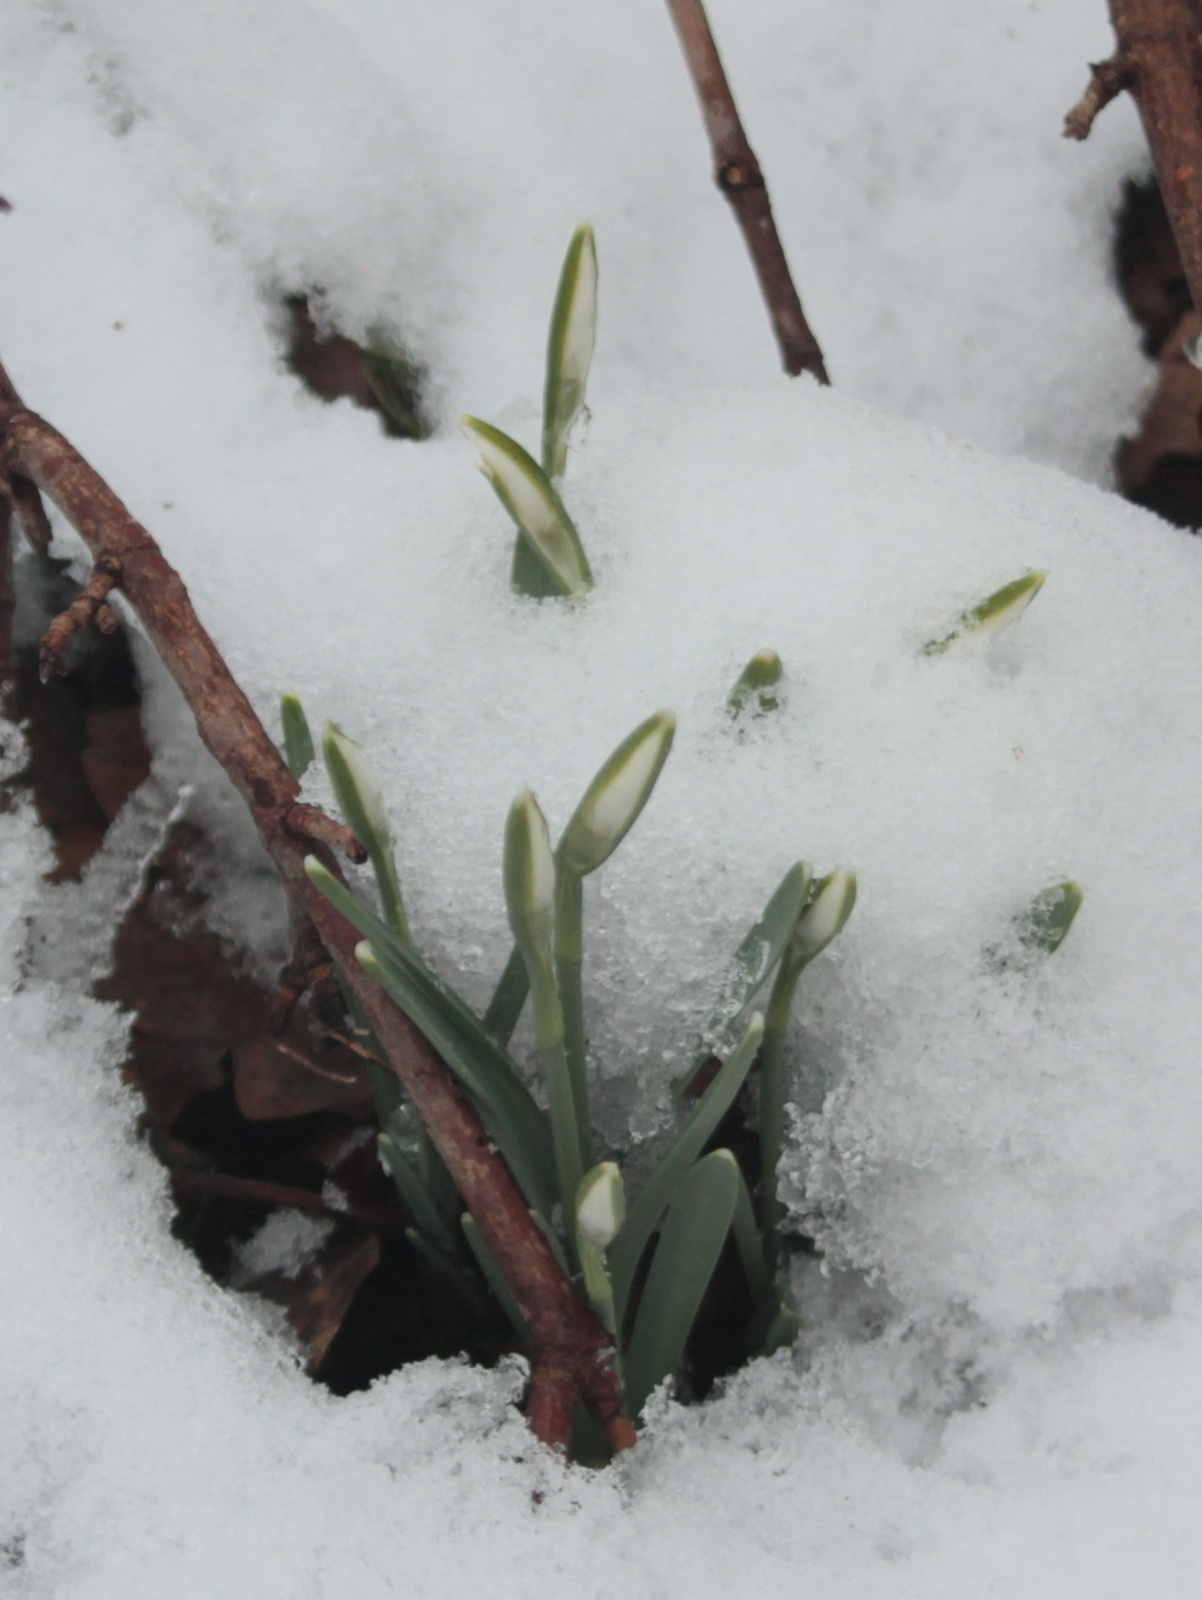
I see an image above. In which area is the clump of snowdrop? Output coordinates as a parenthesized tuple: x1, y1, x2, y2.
(294, 696, 843, 1435)
(280, 230, 1085, 1440)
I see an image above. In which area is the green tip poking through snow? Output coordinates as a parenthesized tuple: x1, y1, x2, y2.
(461, 415, 593, 598)
(1018, 880, 1084, 956)
(543, 223, 598, 481)
(728, 648, 784, 719)
(923, 570, 1046, 655)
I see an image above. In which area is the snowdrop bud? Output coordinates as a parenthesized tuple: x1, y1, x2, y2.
(558, 711, 676, 876)
(322, 721, 392, 855)
(459, 415, 593, 596)
(576, 1161, 626, 1250)
(543, 223, 598, 480)
(790, 869, 857, 966)
(923, 571, 1047, 655)
(728, 647, 784, 719)
(504, 789, 556, 960)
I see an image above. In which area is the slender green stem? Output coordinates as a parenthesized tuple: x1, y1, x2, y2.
(527, 959, 586, 1254)
(369, 843, 410, 943)
(483, 943, 530, 1044)
(578, 1236, 619, 1338)
(553, 865, 595, 1170)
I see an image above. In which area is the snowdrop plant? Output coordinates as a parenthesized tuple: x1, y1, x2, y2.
(463, 224, 599, 600)
(283, 691, 852, 1428)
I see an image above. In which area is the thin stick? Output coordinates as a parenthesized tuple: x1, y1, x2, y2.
(39, 554, 122, 680)
(168, 1166, 409, 1235)
(665, 0, 830, 383)
(0, 362, 633, 1456)
(1066, 2, 1202, 333)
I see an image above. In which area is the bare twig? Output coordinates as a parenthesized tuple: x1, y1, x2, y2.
(1067, 3, 1202, 334)
(39, 553, 122, 680)
(0, 364, 51, 557)
(1063, 55, 1133, 140)
(271, 913, 340, 1033)
(665, 0, 829, 383)
(0, 361, 633, 1457)
(168, 1165, 409, 1235)
(283, 800, 369, 864)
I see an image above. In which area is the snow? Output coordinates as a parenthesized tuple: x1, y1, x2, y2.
(3, 0, 1202, 1594)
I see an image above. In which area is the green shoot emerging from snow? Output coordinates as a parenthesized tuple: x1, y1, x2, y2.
(1019, 880, 1084, 956)
(461, 415, 593, 598)
(543, 224, 598, 481)
(923, 570, 1046, 655)
(464, 225, 599, 600)
(728, 648, 784, 720)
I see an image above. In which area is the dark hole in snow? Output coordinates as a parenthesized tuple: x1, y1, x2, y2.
(281, 293, 431, 442)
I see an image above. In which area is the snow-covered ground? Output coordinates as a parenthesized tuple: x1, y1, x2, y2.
(4, 2, 1201, 1595)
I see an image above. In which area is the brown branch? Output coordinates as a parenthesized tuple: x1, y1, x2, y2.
(1063, 55, 1133, 139)
(1069, 3, 1202, 335)
(0, 360, 51, 556)
(665, 0, 829, 384)
(39, 553, 122, 680)
(168, 1165, 410, 1235)
(271, 913, 340, 1033)
(8, 475, 53, 552)
(283, 800, 369, 864)
(0, 372, 633, 1457)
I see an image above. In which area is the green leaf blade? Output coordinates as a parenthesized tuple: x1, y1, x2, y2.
(611, 1012, 764, 1325)
(461, 416, 593, 598)
(623, 1149, 740, 1420)
(280, 693, 315, 780)
(542, 223, 598, 480)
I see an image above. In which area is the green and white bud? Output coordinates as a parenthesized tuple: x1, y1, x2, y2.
(504, 789, 556, 963)
(558, 710, 676, 876)
(789, 869, 857, 968)
(322, 721, 409, 939)
(460, 416, 593, 597)
(728, 648, 784, 719)
(543, 223, 598, 480)
(576, 1160, 625, 1251)
(323, 721, 391, 854)
(923, 571, 1046, 655)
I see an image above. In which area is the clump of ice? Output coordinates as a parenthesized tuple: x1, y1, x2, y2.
(232, 1210, 333, 1287)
